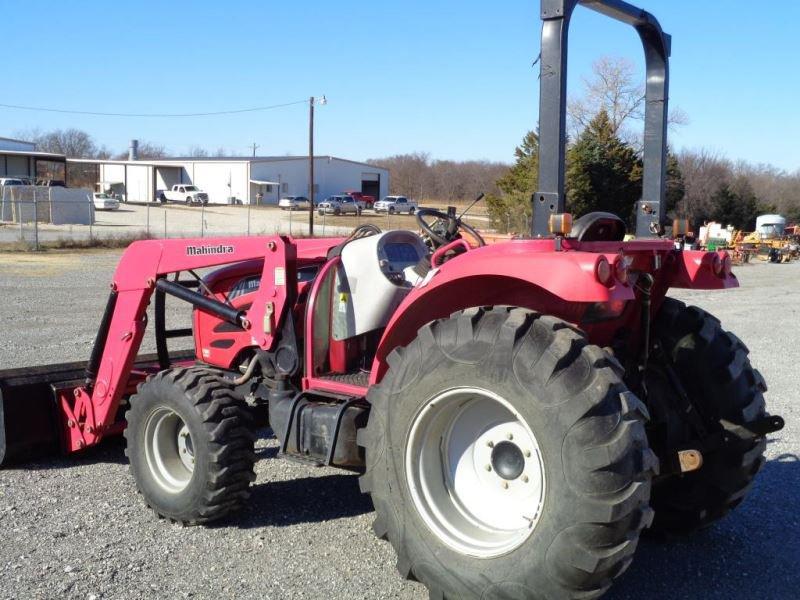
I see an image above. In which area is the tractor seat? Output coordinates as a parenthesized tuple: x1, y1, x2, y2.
(570, 212, 626, 242)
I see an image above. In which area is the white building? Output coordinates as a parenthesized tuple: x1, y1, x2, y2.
(68, 155, 389, 205)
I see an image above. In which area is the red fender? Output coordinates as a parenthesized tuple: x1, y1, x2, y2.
(369, 241, 635, 384)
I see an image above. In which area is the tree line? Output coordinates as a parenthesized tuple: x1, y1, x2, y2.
(366, 152, 508, 205)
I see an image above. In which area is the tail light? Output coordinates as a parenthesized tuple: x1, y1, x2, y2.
(595, 256, 614, 287)
(710, 253, 723, 276)
(613, 255, 630, 286)
(721, 252, 732, 276)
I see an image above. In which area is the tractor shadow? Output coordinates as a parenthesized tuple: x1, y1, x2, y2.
(9, 436, 129, 471)
(608, 452, 800, 600)
(228, 471, 372, 529)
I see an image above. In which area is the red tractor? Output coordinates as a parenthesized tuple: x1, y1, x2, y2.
(0, 1, 784, 599)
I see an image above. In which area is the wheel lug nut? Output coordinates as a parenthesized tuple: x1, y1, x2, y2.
(486, 441, 494, 448)
(485, 465, 492, 472)
(501, 482, 509, 489)
(522, 475, 529, 483)
(524, 450, 531, 458)
(506, 433, 514, 441)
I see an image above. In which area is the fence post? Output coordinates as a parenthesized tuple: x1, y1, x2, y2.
(201, 202, 206, 238)
(322, 211, 326, 236)
(164, 209, 167, 238)
(247, 199, 251, 236)
(33, 188, 39, 251)
(18, 196, 24, 242)
(146, 202, 150, 237)
(288, 207, 293, 236)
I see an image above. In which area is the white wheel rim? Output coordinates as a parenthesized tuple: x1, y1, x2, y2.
(144, 407, 195, 493)
(405, 387, 546, 558)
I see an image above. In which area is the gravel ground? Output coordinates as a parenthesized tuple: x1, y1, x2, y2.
(0, 251, 797, 600)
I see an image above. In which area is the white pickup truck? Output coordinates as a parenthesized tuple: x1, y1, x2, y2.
(373, 195, 417, 214)
(159, 184, 209, 205)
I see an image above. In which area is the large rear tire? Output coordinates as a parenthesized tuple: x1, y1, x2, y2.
(647, 298, 768, 536)
(360, 307, 657, 600)
(124, 367, 256, 524)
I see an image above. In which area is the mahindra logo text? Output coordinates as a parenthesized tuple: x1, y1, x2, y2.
(186, 244, 235, 256)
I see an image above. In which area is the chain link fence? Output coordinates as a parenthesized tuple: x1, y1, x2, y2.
(0, 189, 500, 250)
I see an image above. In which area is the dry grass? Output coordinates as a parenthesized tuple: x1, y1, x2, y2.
(0, 232, 153, 253)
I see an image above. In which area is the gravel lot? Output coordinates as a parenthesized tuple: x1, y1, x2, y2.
(0, 251, 797, 600)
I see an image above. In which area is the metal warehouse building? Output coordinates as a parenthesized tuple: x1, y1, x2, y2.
(69, 155, 389, 205)
(0, 136, 67, 181)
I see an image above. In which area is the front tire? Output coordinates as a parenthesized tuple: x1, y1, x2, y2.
(124, 367, 256, 524)
(360, 307, 656, 600)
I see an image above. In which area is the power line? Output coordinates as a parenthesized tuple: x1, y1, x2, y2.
(0, 99, 310, 118)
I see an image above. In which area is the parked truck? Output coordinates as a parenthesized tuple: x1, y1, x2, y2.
(373, 195, 417, 214)
(159, 185, 209, 205)
(317, 194, 363, 215)
(344, 190, 375, 208)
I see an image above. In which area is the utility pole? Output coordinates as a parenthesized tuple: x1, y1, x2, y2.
(308, 96, 315, 236)
(308, 95, 326, 237)
(251, 143, 259, 157)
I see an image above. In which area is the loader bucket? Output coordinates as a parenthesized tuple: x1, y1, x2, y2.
(0, 361, 86, 466)
(0, 351, 195, 467)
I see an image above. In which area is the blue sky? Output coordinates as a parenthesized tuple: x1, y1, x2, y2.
(1, 0, 797, 170)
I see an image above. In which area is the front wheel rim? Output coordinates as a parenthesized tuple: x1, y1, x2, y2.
(143, 407, 195, 493)
(405, 387, 546, 558)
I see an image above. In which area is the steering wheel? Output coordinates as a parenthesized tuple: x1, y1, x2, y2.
(415, 207, 486, 248)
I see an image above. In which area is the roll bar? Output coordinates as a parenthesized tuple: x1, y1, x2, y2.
(532, 0, 671, 238)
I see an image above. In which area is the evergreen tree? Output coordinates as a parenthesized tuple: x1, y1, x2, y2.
(565, 110, 642, 222)
(665, 153, 685, 217)
(709, 179, 760, 230)
(485, 131, 538, 233)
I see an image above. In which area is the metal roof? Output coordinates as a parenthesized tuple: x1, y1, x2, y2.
(0, 135, 35, 145)
(67, 155, 386, 170)
(0, 149, 66, 160)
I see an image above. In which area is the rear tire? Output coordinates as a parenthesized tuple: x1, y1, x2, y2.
(360, 307, 656, 600)
(647, 298, 767, 536)
(124, 367, 256, 525)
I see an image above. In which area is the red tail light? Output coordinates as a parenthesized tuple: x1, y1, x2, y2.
(595, 256, 614, 287)
(721, 253, 732, 276)
(710, 253, 723, 276)
(613, 255, 629, 286)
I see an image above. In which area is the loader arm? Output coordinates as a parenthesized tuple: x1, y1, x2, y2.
(0, 235, 339, 464)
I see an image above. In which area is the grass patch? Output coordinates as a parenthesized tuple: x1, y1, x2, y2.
(0, 232, 153, 253)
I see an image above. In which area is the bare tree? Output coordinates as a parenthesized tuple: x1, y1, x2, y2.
(676, 148, 732, 224)
(368, 153, 508, 203)
(568, 56, 689, 143)
(17, 128, 98, 158)
(188, 145, 209, 158)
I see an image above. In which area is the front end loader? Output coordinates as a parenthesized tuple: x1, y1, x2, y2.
(0, 1, 785, 599)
